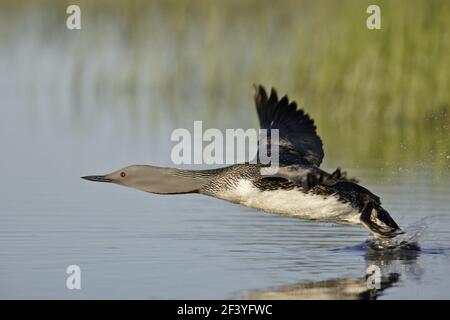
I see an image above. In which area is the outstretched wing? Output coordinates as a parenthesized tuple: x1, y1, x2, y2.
(254, 85, 324, 166)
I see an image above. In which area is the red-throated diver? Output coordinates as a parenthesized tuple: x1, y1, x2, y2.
(82, 85, 403, 238)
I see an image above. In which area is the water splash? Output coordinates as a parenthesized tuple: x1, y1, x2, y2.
(367, 217, 432, 250)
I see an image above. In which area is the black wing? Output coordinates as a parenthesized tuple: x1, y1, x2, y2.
(254, 85, 324, 166)
(262, 165, 359, 192)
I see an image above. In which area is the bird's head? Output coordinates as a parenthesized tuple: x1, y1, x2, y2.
(81, 165, 150, 187)
(81, 165, 196, 194)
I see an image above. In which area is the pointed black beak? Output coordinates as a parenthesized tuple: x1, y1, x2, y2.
(81, 175, 112, 183)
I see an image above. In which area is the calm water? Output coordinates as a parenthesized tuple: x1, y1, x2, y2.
(1, 92, 449, 299)
(0, 1, 449, 299)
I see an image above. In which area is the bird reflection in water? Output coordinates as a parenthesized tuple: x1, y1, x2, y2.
(242, 243, 421, 300)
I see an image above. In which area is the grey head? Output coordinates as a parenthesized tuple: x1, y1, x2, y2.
(81, 165, 209, 194)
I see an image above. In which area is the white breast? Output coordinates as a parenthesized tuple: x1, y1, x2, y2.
(219, 180, 361, 224)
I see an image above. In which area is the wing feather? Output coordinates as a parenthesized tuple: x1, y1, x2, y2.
(254, 85, 324, 166)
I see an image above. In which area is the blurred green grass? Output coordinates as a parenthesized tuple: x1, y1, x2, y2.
(1, 0, 449, 170)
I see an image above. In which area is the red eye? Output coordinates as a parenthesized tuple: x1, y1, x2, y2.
(120, 172, 126, 178)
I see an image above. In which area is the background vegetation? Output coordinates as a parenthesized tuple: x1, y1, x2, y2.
(1, 0, 448, 171)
